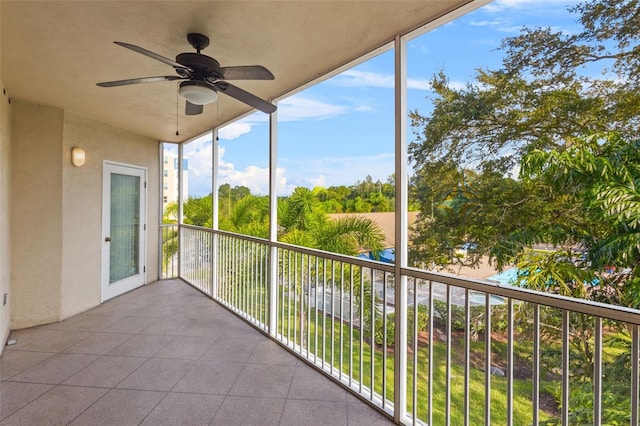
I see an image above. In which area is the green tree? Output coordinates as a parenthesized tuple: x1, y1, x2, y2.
(409, 0, 640, 273)
(408, 2, 640, 422)
(183, 195, 213, 228)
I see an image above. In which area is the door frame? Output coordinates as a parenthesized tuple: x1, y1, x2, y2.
(101, 160, 147, 302)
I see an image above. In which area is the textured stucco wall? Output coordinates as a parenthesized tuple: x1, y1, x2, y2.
(10, 102, 64, 329)
(61, 112, 158, 318)
(9, 103, 159, 329)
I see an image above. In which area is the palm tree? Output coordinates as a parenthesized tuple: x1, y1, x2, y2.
(278, 190, 386, 350)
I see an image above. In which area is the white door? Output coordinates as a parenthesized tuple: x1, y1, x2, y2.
(102, 162, 147, 301)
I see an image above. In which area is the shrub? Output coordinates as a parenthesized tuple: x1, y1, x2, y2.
(374, 305, 429, 347)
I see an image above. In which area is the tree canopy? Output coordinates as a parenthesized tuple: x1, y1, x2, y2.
(408, 0, 640, 305)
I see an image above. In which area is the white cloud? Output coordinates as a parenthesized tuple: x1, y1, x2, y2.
(219, 122, 252, 140)
(183, 140, 396, 197)
(217, 94, 350, 142)
(336, 69, 432, 91)
(279, 152, 395, 190)
(484, 0, 579, 13)
(310, 175, 327, 188)
(217, 146, 294, 195)
(277, 95, 348, 122)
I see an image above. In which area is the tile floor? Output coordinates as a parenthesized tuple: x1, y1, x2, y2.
(0, 279, 393, 425)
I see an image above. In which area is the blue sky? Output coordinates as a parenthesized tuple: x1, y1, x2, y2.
(184, 0, 582, 197)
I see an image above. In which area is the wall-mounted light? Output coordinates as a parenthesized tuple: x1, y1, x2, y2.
(71, 146, 86, 167)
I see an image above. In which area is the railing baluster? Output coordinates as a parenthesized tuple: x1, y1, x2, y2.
(427, 280, 433, 426)
(314, 256, 319, 364)
(359, 267, 364, 395)
(322, 257, 327, 371)
(349, 264, 354, 387)
(507, 298, 513, 426)
(382, 272, 388, 409)
(370, 267, 375, 402)
(485, 293, 491, 426)
(445, 284, 451, 426)
(331, 259, 336, 374)
(464, 288, 470, 426)
(293, 251, 298, 350)
(412, 277, 418, 426)
(633, 325, 639, 425)
(562, 310, 570, 426)
(340, 262, 344, 381)
(593, 316, 602, 426)
(533, 304, 540, 425)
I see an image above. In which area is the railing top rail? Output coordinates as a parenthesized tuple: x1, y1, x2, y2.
(404, 266, 640, 325)
(271, 240, 396, 272)
(179, 224, 270, 245)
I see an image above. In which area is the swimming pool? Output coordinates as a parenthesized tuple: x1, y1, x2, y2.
(486, 268, 519, 286)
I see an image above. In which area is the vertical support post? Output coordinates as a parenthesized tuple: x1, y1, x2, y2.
(393, 33, 408, 424)
(211, 129, 219, 298)
(158, 142, 164, 279)
(177, 142, 184, 278)
(268, 109, 279, 338)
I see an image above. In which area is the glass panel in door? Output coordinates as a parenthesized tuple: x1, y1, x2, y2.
(109, 173, 140, 283)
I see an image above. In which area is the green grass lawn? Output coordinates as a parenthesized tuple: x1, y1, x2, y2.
(219, 283, 636, 425)
(277, 299, 552, 425)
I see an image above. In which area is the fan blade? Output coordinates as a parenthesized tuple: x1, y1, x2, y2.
(97, 76, 183, 87)
(220, 65, 275, 80)
(185, 101, 203, 116)
(213, 82, 277, 114)
(114, 41, 192, 72)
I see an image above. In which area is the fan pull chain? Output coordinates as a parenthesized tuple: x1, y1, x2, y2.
(175, 85, 180, 136)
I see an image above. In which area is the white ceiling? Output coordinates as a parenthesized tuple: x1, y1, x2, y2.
(1, 1, 475, 143)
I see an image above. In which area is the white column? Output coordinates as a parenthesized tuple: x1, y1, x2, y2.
(268, 110, 279, 337)
(211, 129, 219, 298)
(394, 33, 408, 423)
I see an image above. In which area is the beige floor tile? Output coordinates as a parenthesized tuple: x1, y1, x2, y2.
(173, 360, 245, 395)
(229, 364, 294, 398)
(10, 353, 99, 384)
(0, 350, 54, 380)
(280, 399, 348, 426)
(211, 396, 285, 426)
(63, 355, 146, 388)
(62, 332, 134, 355)
(69, 389, 164, 426)
(0, 382, 52, 420)
(116, 358, 194, 391)
(107, 333, 173, 357)
(140, 392, 224, 425)
(153, 335, 214, 360)
(0, 385, 107, 425)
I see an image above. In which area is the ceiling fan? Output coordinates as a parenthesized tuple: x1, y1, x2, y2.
(97, 33, 276, 115)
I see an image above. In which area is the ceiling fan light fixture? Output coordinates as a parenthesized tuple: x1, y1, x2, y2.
(178, 81, 218, 105)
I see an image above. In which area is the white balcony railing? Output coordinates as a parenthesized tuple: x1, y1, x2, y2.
(163, 224, 640, 425)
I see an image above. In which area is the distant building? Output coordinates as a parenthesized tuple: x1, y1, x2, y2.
(162, 152, 188, 206)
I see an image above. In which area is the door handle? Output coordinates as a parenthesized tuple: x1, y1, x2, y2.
(105, 237, 111, 242)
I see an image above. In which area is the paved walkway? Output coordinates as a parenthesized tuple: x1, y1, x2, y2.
(0, 280, 392, 425)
